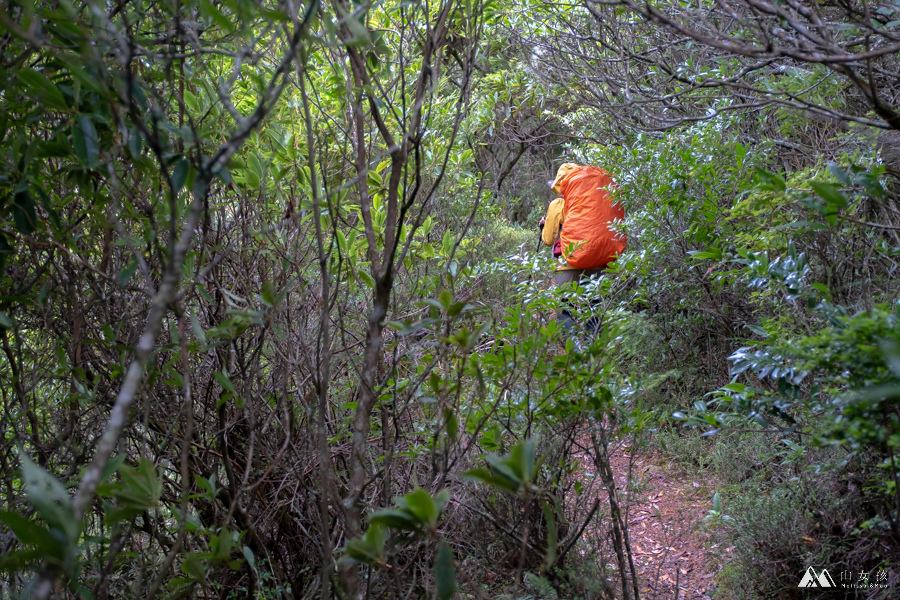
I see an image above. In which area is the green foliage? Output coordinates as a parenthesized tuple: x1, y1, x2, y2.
(713, 474, 862, 598)
(97, 458, 162, 524)
(466, 438, 540, 492)
(0, 0, 899, 597)
(0, 453, 79, 575)
(345, 488, 458, 598)
(344, 524, 388, 566)
(434, 541, 457, 600)
(367, 488, 451, 534)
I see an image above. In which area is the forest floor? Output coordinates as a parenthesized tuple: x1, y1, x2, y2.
(613, 446, 724, 599)
(576, 442, 725, 599)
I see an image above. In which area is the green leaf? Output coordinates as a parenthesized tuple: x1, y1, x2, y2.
(127, 127, 142, 159)
(190, 310, 207, 345)
(17, 69, 68, 111)
(248, 153, 264, 183)
(358, 269, 375, 289)
(400, 488, 438, 528)
(0, 311, 12, 329)
(433, 489, 450, 514)
(99, 453, 127, 485)
(260, 280, 276, 307)
(368, 508, 419, 530)
(33, 184, 61, 230)
(109, 459, 162, 511)
(745, 324, 769, 338)
(367, 169, 383, 189)
(18, 451, 79, 544)
(509, 439, 536, 483)
(344, 524, 386, 565)
(0, 548, 46, 571)
(183, 90, 199, 113)
(118, 259, 138, 287)
(540, 501, 557, 570)
(421, 298, 444, 313)
(207, 315, 251, 339)
(687, 250, 721, 260)
(810, 182, 847, 210)
(192, 474, 218, 501)
(447, 300, 468, 318)
(340, 8, 373, 47)
(35, 135, 73, 160)
(73, 116, 99, 167)
(441, 230, 453, 257)
(462, 468, 519, 492)
(210, 528, 234, 562)
(214, 371, 236, 395)
(12, 189, 38, 234)
(336, 229, 348, 253)
(444, 407, 458, 441)
(756, 168, 786, 191)
(810, 283, 831, 298)
(485, 454, 523, 488)
(200, 0, 232, 30)
(171, 158, 189, 195)
(434, 542, 456, 600)
(828, 163, 851, 186)
(438, 289, 454, 310)
(242, 545, 256, 569)
(751, 412, 770, 428)
(0, 511, 60, 556)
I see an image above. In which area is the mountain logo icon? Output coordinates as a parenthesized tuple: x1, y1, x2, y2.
(798, 566, 836, 587)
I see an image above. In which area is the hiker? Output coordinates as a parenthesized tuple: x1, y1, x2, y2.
(539, 196, 565, 259)
(540, 162, 626, 332)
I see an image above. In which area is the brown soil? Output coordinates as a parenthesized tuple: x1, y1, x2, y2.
(609, 446, 721, 599)
(573, 439, 724, 599)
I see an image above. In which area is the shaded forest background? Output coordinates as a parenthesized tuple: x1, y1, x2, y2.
(1, 0, 900, 598)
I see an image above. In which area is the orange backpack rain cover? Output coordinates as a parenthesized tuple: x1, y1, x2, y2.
(559, 166, 625, 269)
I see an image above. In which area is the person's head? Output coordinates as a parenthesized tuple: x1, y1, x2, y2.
(549, 163, 579, 194)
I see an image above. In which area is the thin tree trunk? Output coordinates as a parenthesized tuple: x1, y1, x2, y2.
(592, 430, 637, 600)
(300, 59, 336, 600)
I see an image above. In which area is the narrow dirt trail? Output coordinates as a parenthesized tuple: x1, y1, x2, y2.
(608, 447, 722, 599)
(571, 438, 723, 599)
